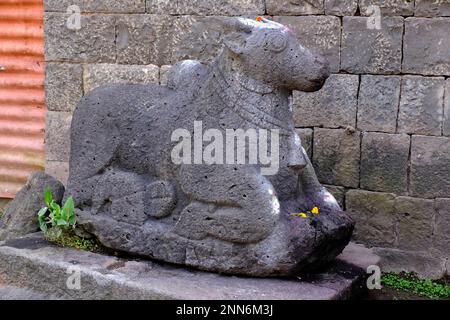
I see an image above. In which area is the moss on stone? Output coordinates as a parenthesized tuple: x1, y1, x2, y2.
(382, 272, 450, 299)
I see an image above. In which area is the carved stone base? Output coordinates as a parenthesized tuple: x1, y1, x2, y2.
(0, 233, 380, 300)
(77, 206, 354, 277)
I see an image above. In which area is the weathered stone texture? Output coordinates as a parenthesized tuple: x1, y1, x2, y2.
(346, 190, 396, 247)
(341, 17, 403, 74)
(45, 63, 83, 112)
(173, 16, 230, 63)
(403, 18, 450, 76)
(45, 112, 72, 163)
(273, 16, 341, 73)
(359, 0, 415, 16)
(115, 15, 197, 66)
(266, 0, 324, 15)
(313, 128, 360, 188)
(324, 0, 357, 16)
(45, 161, 70, 186)
(296, 128, 313, 159)
(434, 198, 450, 255)
(293, 74, 359, 128)
(83, 64, 159, 93)
(44, 13, 115, 63)
(357, 75, 401, 133)
(0, 173, 64, 241)
(445, 79, 450, 136)
(397, 76, 445, 136)
(146, 0, 265, 15)
(373, 247, 447, 279)
(360, 132, 409, 194)
(44, 0, 146, 13)
(324, 185, 345, 208)
(415, 0, 450, 17)
(410, 135, 450, 198)
(395, 197, 434, 251)
(0, 234, 378, 300)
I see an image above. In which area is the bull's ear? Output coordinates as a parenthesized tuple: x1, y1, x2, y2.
(223, 32, 250, 54)
(222, 18, 252, 54)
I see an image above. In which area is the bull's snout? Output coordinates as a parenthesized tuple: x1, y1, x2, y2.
(311, 54, 330, 91)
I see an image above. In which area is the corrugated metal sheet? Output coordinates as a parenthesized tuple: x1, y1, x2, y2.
(0, 0, 45, 198)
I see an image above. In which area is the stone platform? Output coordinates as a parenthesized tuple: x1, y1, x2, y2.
(0, 233, 379, 300)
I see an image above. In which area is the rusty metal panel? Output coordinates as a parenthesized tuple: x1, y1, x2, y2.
(0, 0, 45, 198)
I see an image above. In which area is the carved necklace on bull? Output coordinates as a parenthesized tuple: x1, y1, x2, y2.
(211, 59, 293, 136)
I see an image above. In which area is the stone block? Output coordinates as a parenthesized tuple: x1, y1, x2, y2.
(293, 74, 359, 129)
(415, 0, 450, 17)
(296, 128, 313, 159)
(395, 196, 434, 251)
(373, 247, 446, 279)
(45, 161, 69, 186)
(360, 132, 409, 194)
(359, 0, 415, 16)
(44, 0, 146, 13)
(44, 13, 115, 63)
(346, 190, 396, 247)
(403, 18, 450, 76)
(433, 198, 450, 256)
(445, 79, 450, 136)
(341, 17, 403, 74)
(273, 16, 341, 73)
(324, 0, 358, 16)
(410, 135, 450, 198)
(45, 112, 72, 162)
(0, 173, 64, 241)
(324, 185, 345, 208)
(116, 15, 194, 66)
(357, 75, 401, 133)
(45, 63, 83, 112)
(83, 64, 159, 93)
(397, 76, 445, 135)
(266, 0, 324, 15)
(313, 128, 360, 188)
(146, 0, 264, 15)
(0, 233, 378, 300)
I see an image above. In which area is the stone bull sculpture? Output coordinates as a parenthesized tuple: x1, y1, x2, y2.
(66, 17, 354, 276)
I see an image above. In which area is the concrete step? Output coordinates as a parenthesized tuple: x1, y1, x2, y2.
(0, 284, 50, 300)
(0, 233, 380, 300)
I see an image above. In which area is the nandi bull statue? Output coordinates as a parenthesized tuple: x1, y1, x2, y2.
(66, 17, 354, 276)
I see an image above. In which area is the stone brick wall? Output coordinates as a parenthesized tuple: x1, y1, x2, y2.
(43, 0, 450, 278)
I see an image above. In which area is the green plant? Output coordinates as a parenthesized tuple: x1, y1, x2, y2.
(382, 272, 450, 299)
(38, 187, 76, 238)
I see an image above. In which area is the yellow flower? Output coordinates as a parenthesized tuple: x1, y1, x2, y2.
(291, 212, 308, 218)
(311, 206, 319, 215)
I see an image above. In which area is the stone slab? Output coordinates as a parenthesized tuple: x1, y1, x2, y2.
(403, 18, 450, 76)
(0, 233, 377, 300)
(341, 16, 403, 74)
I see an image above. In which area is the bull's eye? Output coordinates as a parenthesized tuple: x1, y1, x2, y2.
(264, 32, 287, 53)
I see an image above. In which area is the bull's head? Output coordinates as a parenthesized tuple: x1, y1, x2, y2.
(221, 17, 330, 92)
